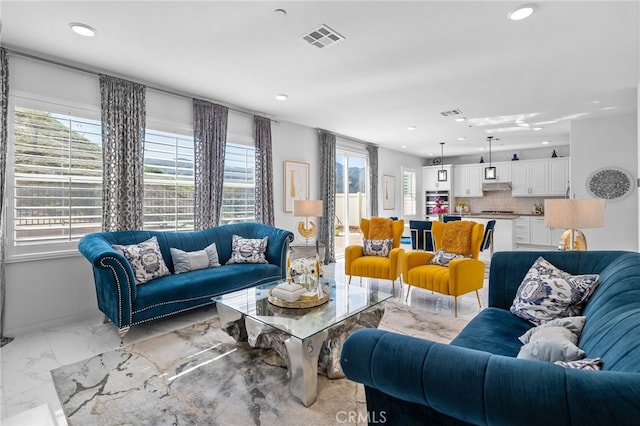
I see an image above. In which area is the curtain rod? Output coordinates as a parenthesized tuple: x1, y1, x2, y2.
(318, 128, 376, 147)
(5, 47, 278, 123)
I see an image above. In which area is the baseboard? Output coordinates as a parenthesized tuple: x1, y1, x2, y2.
(3, 310, 101, 337)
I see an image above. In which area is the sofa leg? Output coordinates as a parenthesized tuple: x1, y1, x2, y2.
(118, 326, 130, 346)
(475, 290, 482, 308)
(103, 315, 110, 324)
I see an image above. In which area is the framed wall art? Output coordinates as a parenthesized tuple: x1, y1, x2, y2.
(284, 160, 310, 212)
(383, 174, 395, 210)
(586, 167, 634, 201)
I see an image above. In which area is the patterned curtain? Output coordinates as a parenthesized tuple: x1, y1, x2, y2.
(319, 130, 336, 264)
(367, 144, 379, 217)
(99, 75, 146, 231)
(0, 48, 10, 344)
(254, 116, 274, 226)
(193, 99, 228, 229)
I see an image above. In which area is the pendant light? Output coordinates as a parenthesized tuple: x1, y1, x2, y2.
(437, 142, 447, 181)
(485, 136, 497, 180)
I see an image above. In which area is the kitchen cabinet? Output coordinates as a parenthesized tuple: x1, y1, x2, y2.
(423, 165, 452, 191)
(453, 164, 483, 197)
(482, 161, 511, 183)
(512, 160, 548, 196)
(514, 216, 564, 248)
(548, 158, 570, 196)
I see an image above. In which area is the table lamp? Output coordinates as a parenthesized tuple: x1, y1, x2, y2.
(293, 200, 323, 245)
(544, 199, 605, 250)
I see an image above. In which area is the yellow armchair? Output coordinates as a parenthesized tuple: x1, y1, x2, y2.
(345, 218, 405, 293)
(402, 221, 485, 316)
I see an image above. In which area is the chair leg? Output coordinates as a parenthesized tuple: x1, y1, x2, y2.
(454, 296, 458, 318)
(475, 290, 482, 308)
(390, 278, 395, 295)
(348, 275, 351, 285)
(405, 285, 411, 302)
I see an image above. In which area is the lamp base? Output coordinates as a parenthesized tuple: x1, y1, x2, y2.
(558, 229, 587, 251)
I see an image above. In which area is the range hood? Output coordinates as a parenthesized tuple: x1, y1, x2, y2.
(482, 182, 512, 191)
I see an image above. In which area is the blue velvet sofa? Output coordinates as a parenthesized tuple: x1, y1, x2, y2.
(341, 251, 640, 425)
(78, 222, 293, 336)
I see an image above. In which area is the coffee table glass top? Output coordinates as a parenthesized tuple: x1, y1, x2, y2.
(214, 279, 392, 340)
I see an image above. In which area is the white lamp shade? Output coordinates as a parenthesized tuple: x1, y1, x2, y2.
(293, 200, 323, 217)
(544, 199, 606, 229)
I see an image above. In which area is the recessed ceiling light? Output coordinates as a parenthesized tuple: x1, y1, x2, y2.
(508, 3, 537, 21)
(274, 8, 287, 17)
(455, 117, 466, 122)
(70, 22, 97, 37)
(275, 94, 288, 101)
(541, 141, 550, 145)
(533, 127, 543, 131)
(400, 145, 408, 149)
(407, 126, 416, 131)
(458, 137, 466, 141)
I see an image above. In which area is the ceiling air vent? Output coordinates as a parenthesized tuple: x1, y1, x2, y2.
(440, 109, 463, 117)
(302, 24, 345, 48)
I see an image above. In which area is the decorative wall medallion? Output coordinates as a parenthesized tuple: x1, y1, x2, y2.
(586, 167, 633, 201)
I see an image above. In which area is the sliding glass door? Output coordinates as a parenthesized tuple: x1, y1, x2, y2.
(335, 151, 368, 257)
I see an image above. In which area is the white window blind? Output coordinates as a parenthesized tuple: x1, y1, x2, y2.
(221, 143, 256, 224)
(143, 129, 195, 231)
(13, 107, 103, 246)
(403, 168, 417, 216)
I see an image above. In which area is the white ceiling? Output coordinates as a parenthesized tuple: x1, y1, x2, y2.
(1, 1, 638, 158)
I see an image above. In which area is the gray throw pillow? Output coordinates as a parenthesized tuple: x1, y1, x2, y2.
(510, 257, 599, 325)
(519, 316, 587, 344)
(113, 236, 171, 285)
(555, 357, 603, 370)
(363, 238, 393, 257)
(429, 249, 471, 266)
(517, 326, 586, 362)
(170, 242, 221, 274)
(226, 235, 269, 264)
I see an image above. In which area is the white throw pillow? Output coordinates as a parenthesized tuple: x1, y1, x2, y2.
(510, 257, 599, 325)
(226, 235, 269, 264)
(519, 316, 587, 344)
(170, 242, 221, 274)
(113, 236, 171, 285)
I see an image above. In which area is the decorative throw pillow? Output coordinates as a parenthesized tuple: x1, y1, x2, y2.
(440, 220, 476, 255)
(363, 238, 393, 257)
(113, 236, 171, 285)
(510, 257, 599, 325)
(516, 326, 586, 362)
(429, 249, 471, 266)
(170, 242, 221, 274)
(368, 217, 393, 240)
(226, 235, 269, 264)
(555, 358, 603, 370)
(519, 316, 587, 344)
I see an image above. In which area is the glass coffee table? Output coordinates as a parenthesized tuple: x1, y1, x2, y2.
(214, 279, 392, 406)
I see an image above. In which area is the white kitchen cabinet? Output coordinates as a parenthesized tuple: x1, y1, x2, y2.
(423, 165, 452, 191)
(514, 217, 531, 244)
(514, 216, 561, 248)
(548, 158, 570, 196)
(483, 161, 512, 183)
(530, 217, 551, 246)
(453, 164, 483, 197)
(512, 160, 548, 196)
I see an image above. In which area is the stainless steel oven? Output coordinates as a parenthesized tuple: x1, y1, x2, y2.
(425, 190, 450, 215)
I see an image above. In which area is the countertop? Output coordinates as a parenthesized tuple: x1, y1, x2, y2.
(448, 213, 545, 220)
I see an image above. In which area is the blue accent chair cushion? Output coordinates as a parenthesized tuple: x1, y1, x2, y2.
(78, 222, 293, 334)
(341, 251, 640, 425)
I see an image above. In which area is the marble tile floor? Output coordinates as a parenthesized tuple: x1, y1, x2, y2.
(0, 255, 490, 425)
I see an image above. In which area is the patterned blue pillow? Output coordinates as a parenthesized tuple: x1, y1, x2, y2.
(363, 238, 393, 257)
(170, 242, 220, 274)
(226, 235, 269, 264)
(510, 256, 599, 325)
(113, 236, 171, 285)
(429, 249, 471, 266)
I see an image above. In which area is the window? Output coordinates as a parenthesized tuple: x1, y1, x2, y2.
(221, 143, 256, 224)
(12, 107, 103, 248)
(403, 168, 417, 216)
(143, 129, 195, 231)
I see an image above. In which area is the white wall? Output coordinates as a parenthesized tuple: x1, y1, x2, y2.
(570, 113, 638, 251)
(377, 147, 427, 219)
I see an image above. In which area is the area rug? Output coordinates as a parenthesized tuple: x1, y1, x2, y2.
(51, 302, 469, 426)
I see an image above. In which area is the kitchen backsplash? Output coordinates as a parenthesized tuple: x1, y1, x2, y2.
(456, 191, 562, 215)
